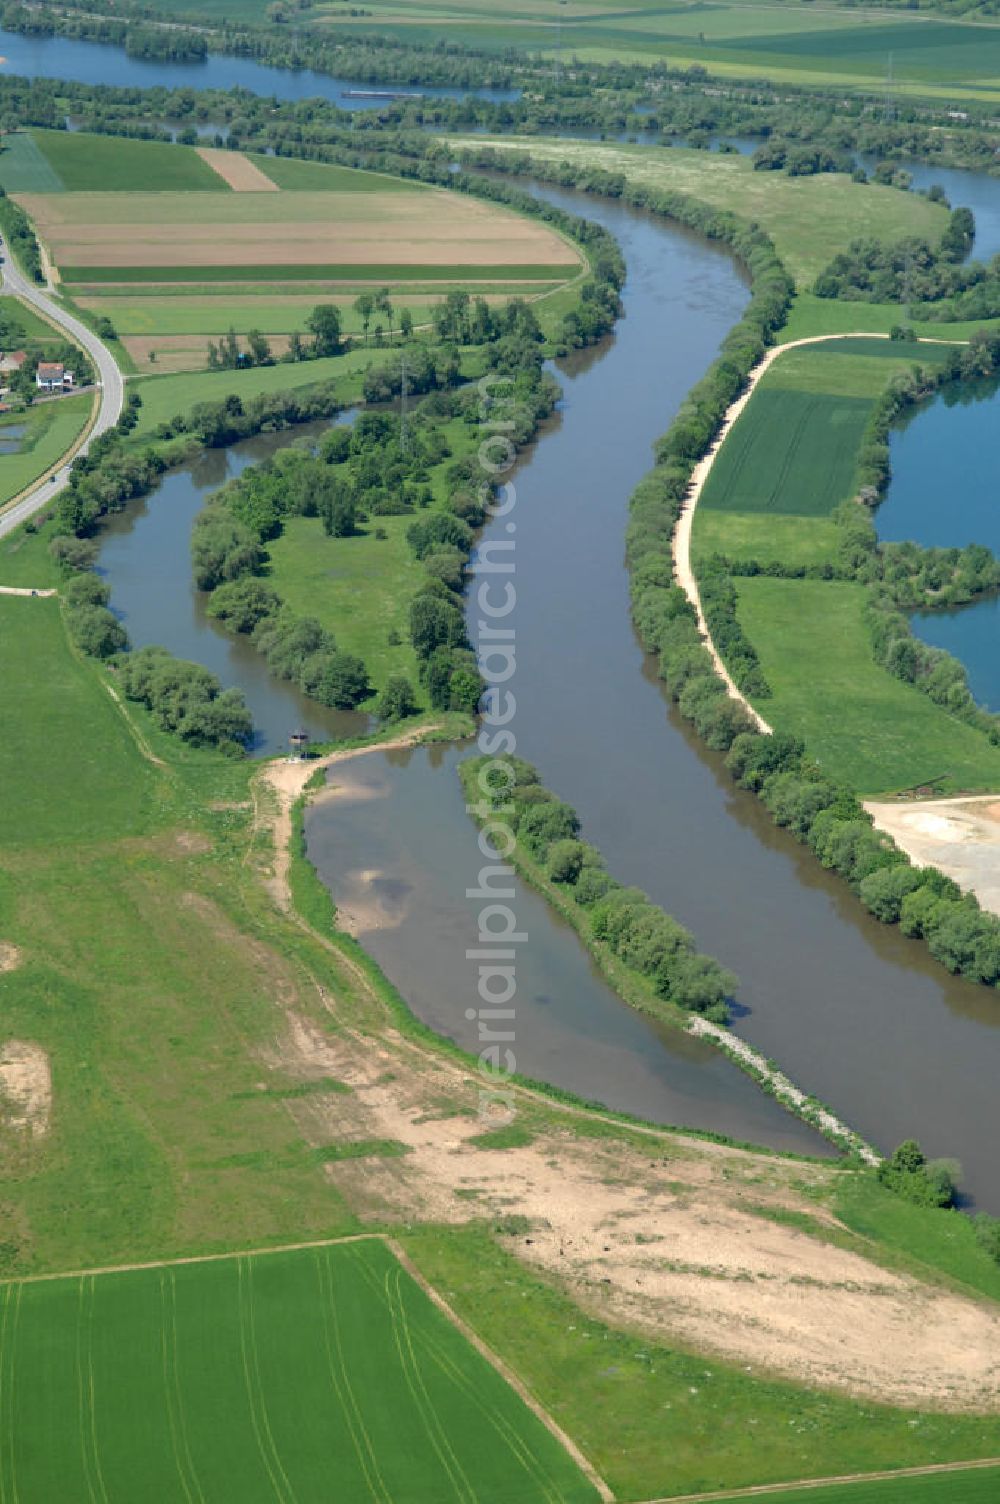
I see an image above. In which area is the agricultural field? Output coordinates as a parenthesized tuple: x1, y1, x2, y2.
(691, 336, 1000, 793)
(450, 138, 949, 285)
(0, 1237, 596, 1504)
(4, 131, 580, 369)
(302, 0, 1000, 100)
(698, 341, 954, 522)
(736, 577, 1000, 794)
(0, 128, 228, 195)
(19, 187, 576, 275)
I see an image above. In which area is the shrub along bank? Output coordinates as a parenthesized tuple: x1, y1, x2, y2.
(597, 200, 1000, 988)
(197, 344, 562, 719)
(464, 756, 737, 1023)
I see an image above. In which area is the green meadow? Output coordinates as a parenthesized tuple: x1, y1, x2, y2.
(452, 140, 949, 285)
(0, 1238, 596, 1504)
(267, 512, 424, 691)
(736, 577, 1000, 794)
(0, 393, 93, 508)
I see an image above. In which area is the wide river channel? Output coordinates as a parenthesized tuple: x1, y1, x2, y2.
(67, 54, 1000, 1197)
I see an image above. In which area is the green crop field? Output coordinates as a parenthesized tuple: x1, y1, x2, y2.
(0, 393, 93, 508)
(11, 128, 228, 194)
(701, 389, 871, 518)
(0, 1237, 596, 1504)
(246, 154, 421, 193)
(736, 578, 1000, 794)
(0, 129, 64, 194)
(451, 139, 949, 286)
(320, 0, 1000, 98)
(700, 342, 959, 518)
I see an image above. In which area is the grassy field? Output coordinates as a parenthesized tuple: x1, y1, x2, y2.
(0, 128, 228, 194)
(781, 293, 1000, 345)
(321, 0, 1000, 99)
(450, 138, 949, 286)
(0, 1237, 596, 1504)
(406, 1223, 1000, 1501)
(692, 510, 842, 571)
(0, 291, 59, 342)
(736, 577, 1000, 793)
(0, 393, 93, 508)
(267, 512, 424, 691)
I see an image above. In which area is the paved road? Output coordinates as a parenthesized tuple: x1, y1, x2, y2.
(0, 243, 124, 540)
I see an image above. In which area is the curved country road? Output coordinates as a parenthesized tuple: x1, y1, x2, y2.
(0, 242, 124, 541)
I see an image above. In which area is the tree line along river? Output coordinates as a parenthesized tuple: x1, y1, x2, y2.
(40, 20, 1000, 1204)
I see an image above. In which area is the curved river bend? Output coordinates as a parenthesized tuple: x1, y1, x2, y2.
(91, 168, 1000, 1202)
(308, 185, 1000, 1210)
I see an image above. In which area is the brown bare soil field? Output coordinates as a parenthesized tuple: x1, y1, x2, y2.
(195, 147, 279, 192)
(18, 190, 580, 271)
(122, 333, 293, 372)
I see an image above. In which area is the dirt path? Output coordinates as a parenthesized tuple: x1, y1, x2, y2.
(640, 1454, 1000, 1503)
(0, 586, 57, 597)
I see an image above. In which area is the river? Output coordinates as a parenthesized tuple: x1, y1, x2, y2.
(0, 26, 517, 107)
(96, 418, 370, 755)
(305, 184, 1000, 1210)
(61, 36, 1000, 1198)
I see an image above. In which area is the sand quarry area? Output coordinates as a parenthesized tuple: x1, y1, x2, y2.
(866, 795, 1000, 917)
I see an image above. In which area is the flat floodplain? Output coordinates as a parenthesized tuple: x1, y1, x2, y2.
(451, 140, 948, 285)
(350, 0, 1000, 97)
(0, 1237, 597, 1504)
